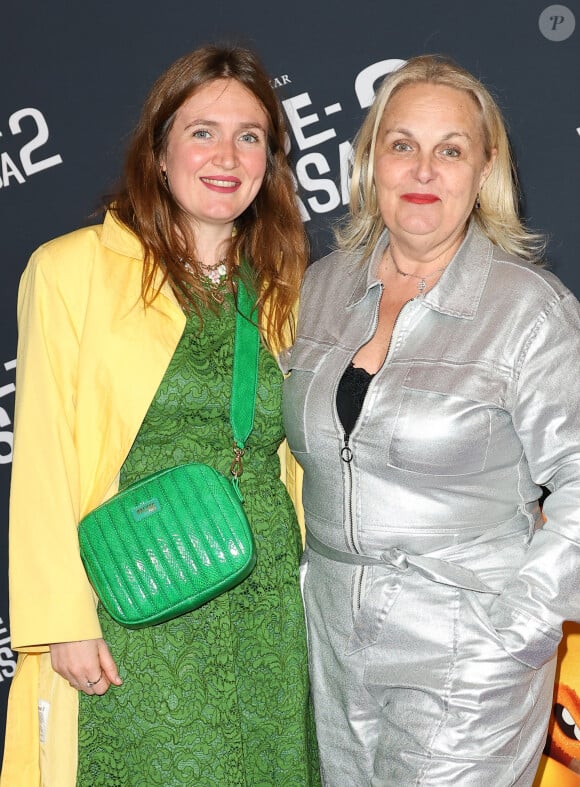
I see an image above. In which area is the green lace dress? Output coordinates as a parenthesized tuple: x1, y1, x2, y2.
(76, 293, 320, 786)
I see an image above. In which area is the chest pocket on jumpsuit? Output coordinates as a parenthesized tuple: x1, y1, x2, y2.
(388, 361, 506, 476)
(281, 337, 328, 456)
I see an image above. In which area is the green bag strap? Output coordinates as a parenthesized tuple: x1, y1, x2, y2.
(229, 271, 260, 497)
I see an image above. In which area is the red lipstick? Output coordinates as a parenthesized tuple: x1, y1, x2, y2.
(401, 193, 440, 204)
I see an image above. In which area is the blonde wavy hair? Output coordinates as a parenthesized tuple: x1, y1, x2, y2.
(337, 54, 544, 262)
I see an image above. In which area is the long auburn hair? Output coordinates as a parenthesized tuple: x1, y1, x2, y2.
(338, 54, 544, 263)
(110, 45, 307, 350)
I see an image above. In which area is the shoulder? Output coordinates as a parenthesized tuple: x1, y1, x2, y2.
(39, 223, 103, 253)
(19, 225, 106, 319)
(488, 245, 573, 306)
(302, 247, 364, 303)
(27, 212, 143, 281)
(18, 216, 150, 329)
(305, 247, 360, 282)
(25, 223, 105, 283)
(484, 245, 580, 348)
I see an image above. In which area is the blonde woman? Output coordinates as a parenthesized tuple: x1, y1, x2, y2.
(284, 55, 580, 785)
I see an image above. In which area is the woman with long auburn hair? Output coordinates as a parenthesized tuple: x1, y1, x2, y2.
(2, 45, 319, 787)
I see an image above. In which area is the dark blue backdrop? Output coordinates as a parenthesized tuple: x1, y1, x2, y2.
(1, 0, 578, 766)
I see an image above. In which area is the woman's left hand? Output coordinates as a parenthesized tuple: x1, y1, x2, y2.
(50, 637, 123, 695)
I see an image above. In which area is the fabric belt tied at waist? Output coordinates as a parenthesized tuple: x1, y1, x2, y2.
(306, 531, 498, 594)
(305, 530, 500, 654)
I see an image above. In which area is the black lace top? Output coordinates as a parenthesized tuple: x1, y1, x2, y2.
(336, 362, 375, 436)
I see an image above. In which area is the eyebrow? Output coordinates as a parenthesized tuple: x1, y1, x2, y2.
(184, 119, 268, 132)
(384, 126, 474, 142)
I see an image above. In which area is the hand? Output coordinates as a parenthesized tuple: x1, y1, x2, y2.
(50, 638, 123, 695)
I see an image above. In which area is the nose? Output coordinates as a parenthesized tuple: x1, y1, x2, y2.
(212, 136, 238, 169)
(413, 151, 436, 183)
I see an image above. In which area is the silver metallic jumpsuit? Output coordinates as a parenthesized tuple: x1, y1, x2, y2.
(282, 223, 580, 786)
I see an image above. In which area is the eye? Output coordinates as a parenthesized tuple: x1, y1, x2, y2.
(554, 703, 580, 741)
(440, 146, 461, 158)
(392, 141, 413, 152)
(239, 131, 262, 144)
(191, 129, 211, 139)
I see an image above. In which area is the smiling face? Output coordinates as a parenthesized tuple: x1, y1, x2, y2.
(373, 82, 495, 257)
(160, 78, 269, 239)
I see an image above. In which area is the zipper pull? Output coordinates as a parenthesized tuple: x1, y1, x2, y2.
(230, 443, 246, 502)
(230, 443, 245, 478)
(341, 434, 353, 463)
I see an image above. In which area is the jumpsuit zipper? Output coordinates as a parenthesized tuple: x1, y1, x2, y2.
(341, 434, 355, 551)
(340, 294, 415, 611)
(341, 432, 363, 611)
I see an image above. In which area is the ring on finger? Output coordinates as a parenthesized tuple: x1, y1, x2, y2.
(86, 671, 103, 688)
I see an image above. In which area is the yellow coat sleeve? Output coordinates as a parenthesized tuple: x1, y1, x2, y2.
(9, 247, 102, 650)
(2, 217, 184, 787)
(2, 243, 94, 787)
(272, 300, 305, 543)
(278, 441, 305, 543)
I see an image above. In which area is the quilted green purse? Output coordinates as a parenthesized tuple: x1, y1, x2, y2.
(78, 278, 259, 628)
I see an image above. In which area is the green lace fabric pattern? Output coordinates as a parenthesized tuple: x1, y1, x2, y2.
(77, 293, 320, 786)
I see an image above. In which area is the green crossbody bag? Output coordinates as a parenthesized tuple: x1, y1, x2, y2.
(78, 278, 259, 628)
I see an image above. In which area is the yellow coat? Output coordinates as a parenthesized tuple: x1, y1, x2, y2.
(1, 212, 303, 787)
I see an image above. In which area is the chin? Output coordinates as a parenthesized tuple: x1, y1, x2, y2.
(389, 211, 441, 235)
(396, 221, 442, 238)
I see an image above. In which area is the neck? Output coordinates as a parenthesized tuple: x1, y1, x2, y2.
(191, 222, 234, 268)
(388, 226, 467, 274)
